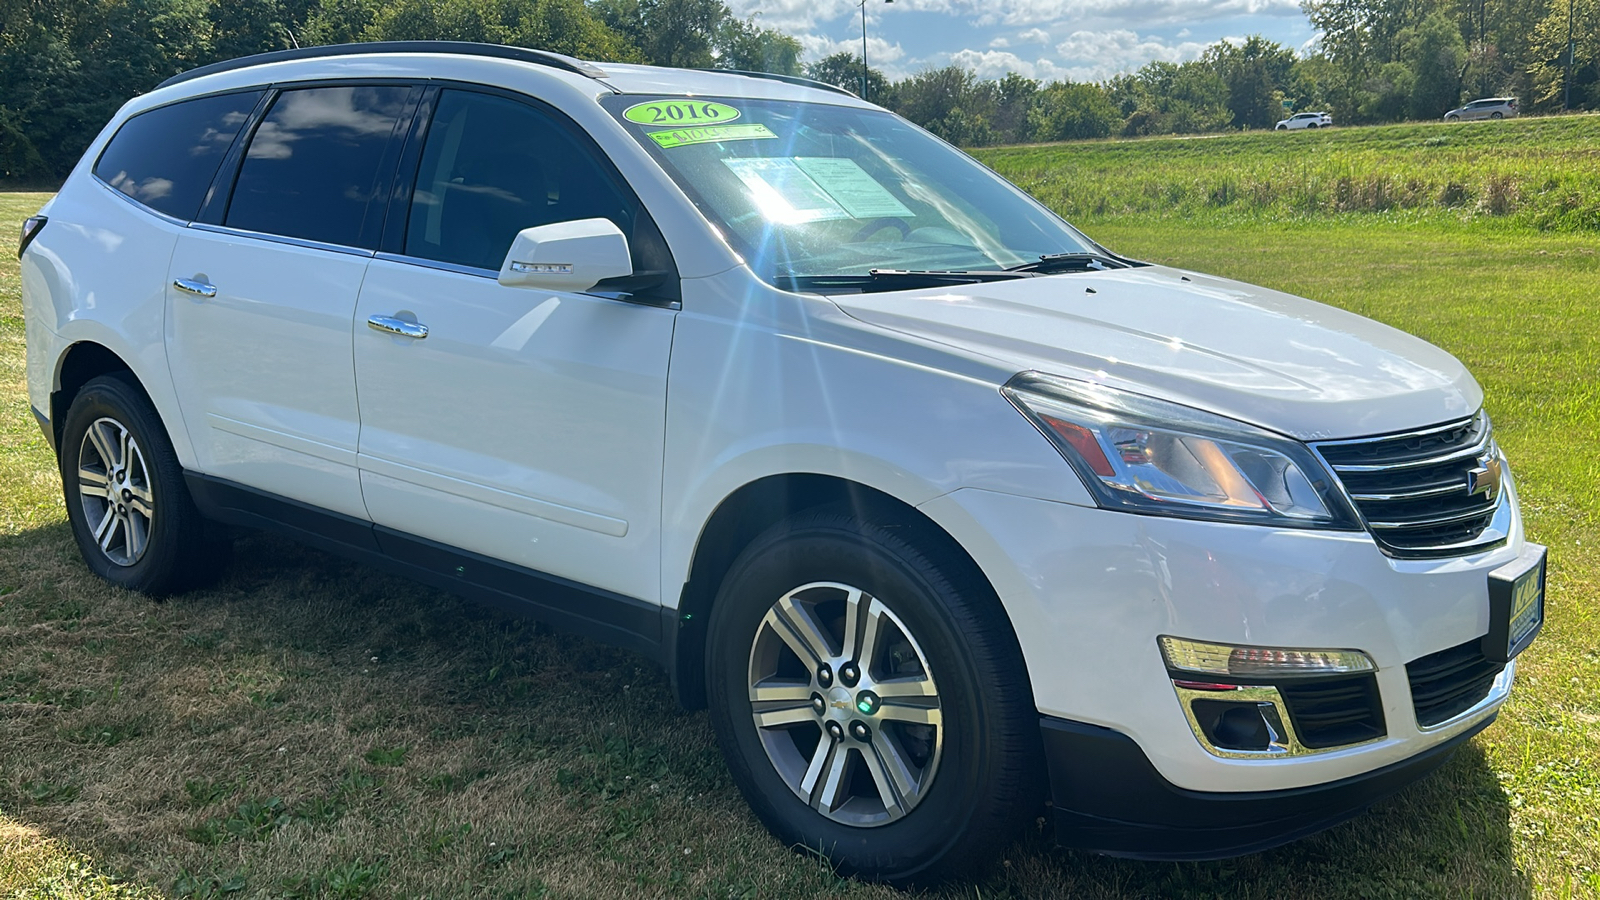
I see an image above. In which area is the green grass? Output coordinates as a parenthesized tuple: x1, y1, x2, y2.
(3, 183, 1599, 898)
(975, 114, 1600, 232)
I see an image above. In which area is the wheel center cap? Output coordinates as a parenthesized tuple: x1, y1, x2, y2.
(825, 686, 853, 720)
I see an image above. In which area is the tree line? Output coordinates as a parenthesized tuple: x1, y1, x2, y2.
(1, 0, 1596, 181)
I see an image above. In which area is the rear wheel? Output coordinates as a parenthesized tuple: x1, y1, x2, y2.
(705, 507, 1040, 883)
(1491, 111, 1504, 119)
(59, 375, 226, 595)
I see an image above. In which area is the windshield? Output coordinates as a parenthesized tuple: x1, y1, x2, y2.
(602, 95, 1103, 287)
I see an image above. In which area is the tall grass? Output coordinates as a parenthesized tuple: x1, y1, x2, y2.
(976, 114, 1600, 232)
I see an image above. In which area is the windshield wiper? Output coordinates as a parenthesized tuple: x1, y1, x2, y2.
(776, 269, 1033, 294)
(1005, 251, 1137, 274)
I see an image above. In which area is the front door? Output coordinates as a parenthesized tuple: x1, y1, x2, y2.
(167, 84, 414, 519)
(353, 88, 678, 603)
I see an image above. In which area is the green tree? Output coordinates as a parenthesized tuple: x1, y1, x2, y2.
(1204, 35, 1297, 128)
(1406, 10, 1467, 117)
(714, 16, 800, 75)
(804, 50, 891, 101)
(1026, 81, 1117, 141)
(1528, 0, 1599, 108)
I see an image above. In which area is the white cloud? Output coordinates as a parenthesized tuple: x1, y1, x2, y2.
(947, 49, 1071, 80)
(1018, 27, 1051, 43)
(797, 32, 910, 75)
(989, 36, 1011, 47)
(1052, 28, 1214, 80)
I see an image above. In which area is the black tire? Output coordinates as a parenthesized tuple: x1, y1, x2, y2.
(1307, 122, 1319, 128)
(705, 506, 1041, 884)
(1276, 124, 1286, 130)
(1491, 111, 1504, 119)
(59, 374, 227, 595)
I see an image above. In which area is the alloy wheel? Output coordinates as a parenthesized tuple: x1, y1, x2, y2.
(746, 581, 943, 827)
(75, 416, 155, 566)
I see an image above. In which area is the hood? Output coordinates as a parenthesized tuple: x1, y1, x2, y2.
(830, 265, 1480, 441)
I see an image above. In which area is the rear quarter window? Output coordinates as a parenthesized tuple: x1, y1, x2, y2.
(93, 91, 263, 221)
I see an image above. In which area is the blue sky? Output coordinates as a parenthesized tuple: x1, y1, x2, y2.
(727, 0, 1319, 84)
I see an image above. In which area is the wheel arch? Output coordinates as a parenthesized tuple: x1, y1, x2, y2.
(51, 341, 139, 449)
(669, 472, 1027, 711)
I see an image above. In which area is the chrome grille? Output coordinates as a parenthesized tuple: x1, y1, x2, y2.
(1313, 412, 1505, 558)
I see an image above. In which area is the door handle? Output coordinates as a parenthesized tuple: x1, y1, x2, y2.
(367, 315, 429, 339)
(173, 277, 217, 298)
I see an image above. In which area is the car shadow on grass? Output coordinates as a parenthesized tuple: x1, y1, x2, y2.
(0, 525, 1532, 899)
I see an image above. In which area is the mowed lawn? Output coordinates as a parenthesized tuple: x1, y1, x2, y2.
(2, 186, 1597, 899)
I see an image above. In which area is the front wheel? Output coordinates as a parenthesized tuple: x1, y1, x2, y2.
(59, 374, 226, 595)
(1276, 124, 1287, 130)
(705, 508, 1040, 883)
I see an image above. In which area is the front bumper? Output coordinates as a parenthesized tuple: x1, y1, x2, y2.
(1039, 712, 1493, 860)
(917, 486, 1529, 793)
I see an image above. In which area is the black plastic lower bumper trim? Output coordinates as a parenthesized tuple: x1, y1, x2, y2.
(1042, 713, 1493, 860)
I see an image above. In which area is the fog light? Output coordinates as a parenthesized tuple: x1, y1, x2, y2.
(1159, 636, 1375, 677)
(1191, 699, 1277, 751)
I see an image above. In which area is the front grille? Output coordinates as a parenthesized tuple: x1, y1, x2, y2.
(1313, 412, 1504, 558)
(1406, 639, 1504, 728)
(1278, 674, 1386, 749)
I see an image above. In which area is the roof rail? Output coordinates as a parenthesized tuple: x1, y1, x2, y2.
(699, 68, 860, 99)
(156, 41, 608, 91)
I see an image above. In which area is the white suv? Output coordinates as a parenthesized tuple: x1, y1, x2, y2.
(1275, 111, 1333, 130)
(19, 42, 1545, 882)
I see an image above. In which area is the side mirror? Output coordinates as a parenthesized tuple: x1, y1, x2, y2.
(497, 218, 632, 292)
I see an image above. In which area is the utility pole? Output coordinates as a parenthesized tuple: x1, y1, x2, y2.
(859, 0, 893, 101)
(1567, 0, 1576, 110)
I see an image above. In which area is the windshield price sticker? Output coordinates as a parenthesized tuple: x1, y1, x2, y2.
(793, 157, 914, 219)
(625, 100, 742, 126)
(649, 123, 776, 149)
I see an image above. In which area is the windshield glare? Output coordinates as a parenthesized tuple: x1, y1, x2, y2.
(603, 95, 1099, 286)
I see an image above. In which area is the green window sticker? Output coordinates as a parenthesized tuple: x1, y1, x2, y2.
(648, 123, 775, 149)
(624, 100, 742, 126)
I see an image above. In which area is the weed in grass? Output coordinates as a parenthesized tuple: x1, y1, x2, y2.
(21, 779, 80, 803)
(363, 745, 408, 767)
(59, 721, 140, 746)
(183, 778, 235, 807)
(171, 868, 246, 898)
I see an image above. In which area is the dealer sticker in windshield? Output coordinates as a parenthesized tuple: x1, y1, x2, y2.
(793, 157, 914, 218)
(649, 123, 776, 149)
(722, 158, 850, 223)
(625, 100, 742, 126)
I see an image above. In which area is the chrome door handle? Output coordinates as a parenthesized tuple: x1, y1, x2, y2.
(173, 278, 217, 298)
(367, 315, 429, 339)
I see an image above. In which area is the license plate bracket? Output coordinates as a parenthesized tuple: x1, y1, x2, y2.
(1483, 543, 1546, 664)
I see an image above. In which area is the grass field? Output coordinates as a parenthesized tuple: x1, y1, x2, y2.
(2, 169, 1598, 899)
(976, 114, 1600, 233)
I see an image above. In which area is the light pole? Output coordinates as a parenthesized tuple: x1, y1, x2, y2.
(1566, 0, 1575, 110)
(859, 0, 892, 101)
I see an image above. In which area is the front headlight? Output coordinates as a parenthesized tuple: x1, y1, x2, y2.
(1003, 372, 1359, 529)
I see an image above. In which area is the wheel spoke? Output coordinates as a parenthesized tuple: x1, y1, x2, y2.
(856, 597, 891, 668)
(749, 681, 813, 704)
(859, 737, 910, 819)
(766, 598, 834, 668)
(752, 702, 816, 729)
(798, 731, 836, 798)
(125, 512, 146, 558)
(811, 741, 852, 814)
(838, 586, 868, 662)
(128, 494, 154, 518)
(94, 507, 119, 551)
(117, 428, 131, 474)
(872, 675, 937, 700)
(878, 704, 943, 727)
(128, 482, 153, 505)
(77, 468, 109, 490)
(87, 422, 118, 469)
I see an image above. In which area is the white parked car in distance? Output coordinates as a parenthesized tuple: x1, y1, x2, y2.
(1445, 97, 1519, 120)
(20, 42, 1544, 883)
(1276, 111, 1333, 130)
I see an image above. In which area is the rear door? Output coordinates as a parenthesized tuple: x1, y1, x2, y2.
(352, 86, 680, 604)
(166, 83, 417, 518)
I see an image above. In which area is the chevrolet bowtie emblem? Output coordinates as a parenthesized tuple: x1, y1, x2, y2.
(1466, 455, 1503, 502)
(830, 700, 850, 710)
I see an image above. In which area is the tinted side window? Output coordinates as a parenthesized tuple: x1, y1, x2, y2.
(93, 91, 263, 221)
(226, 86, 410, 249)
(406, 90, 637, 271)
